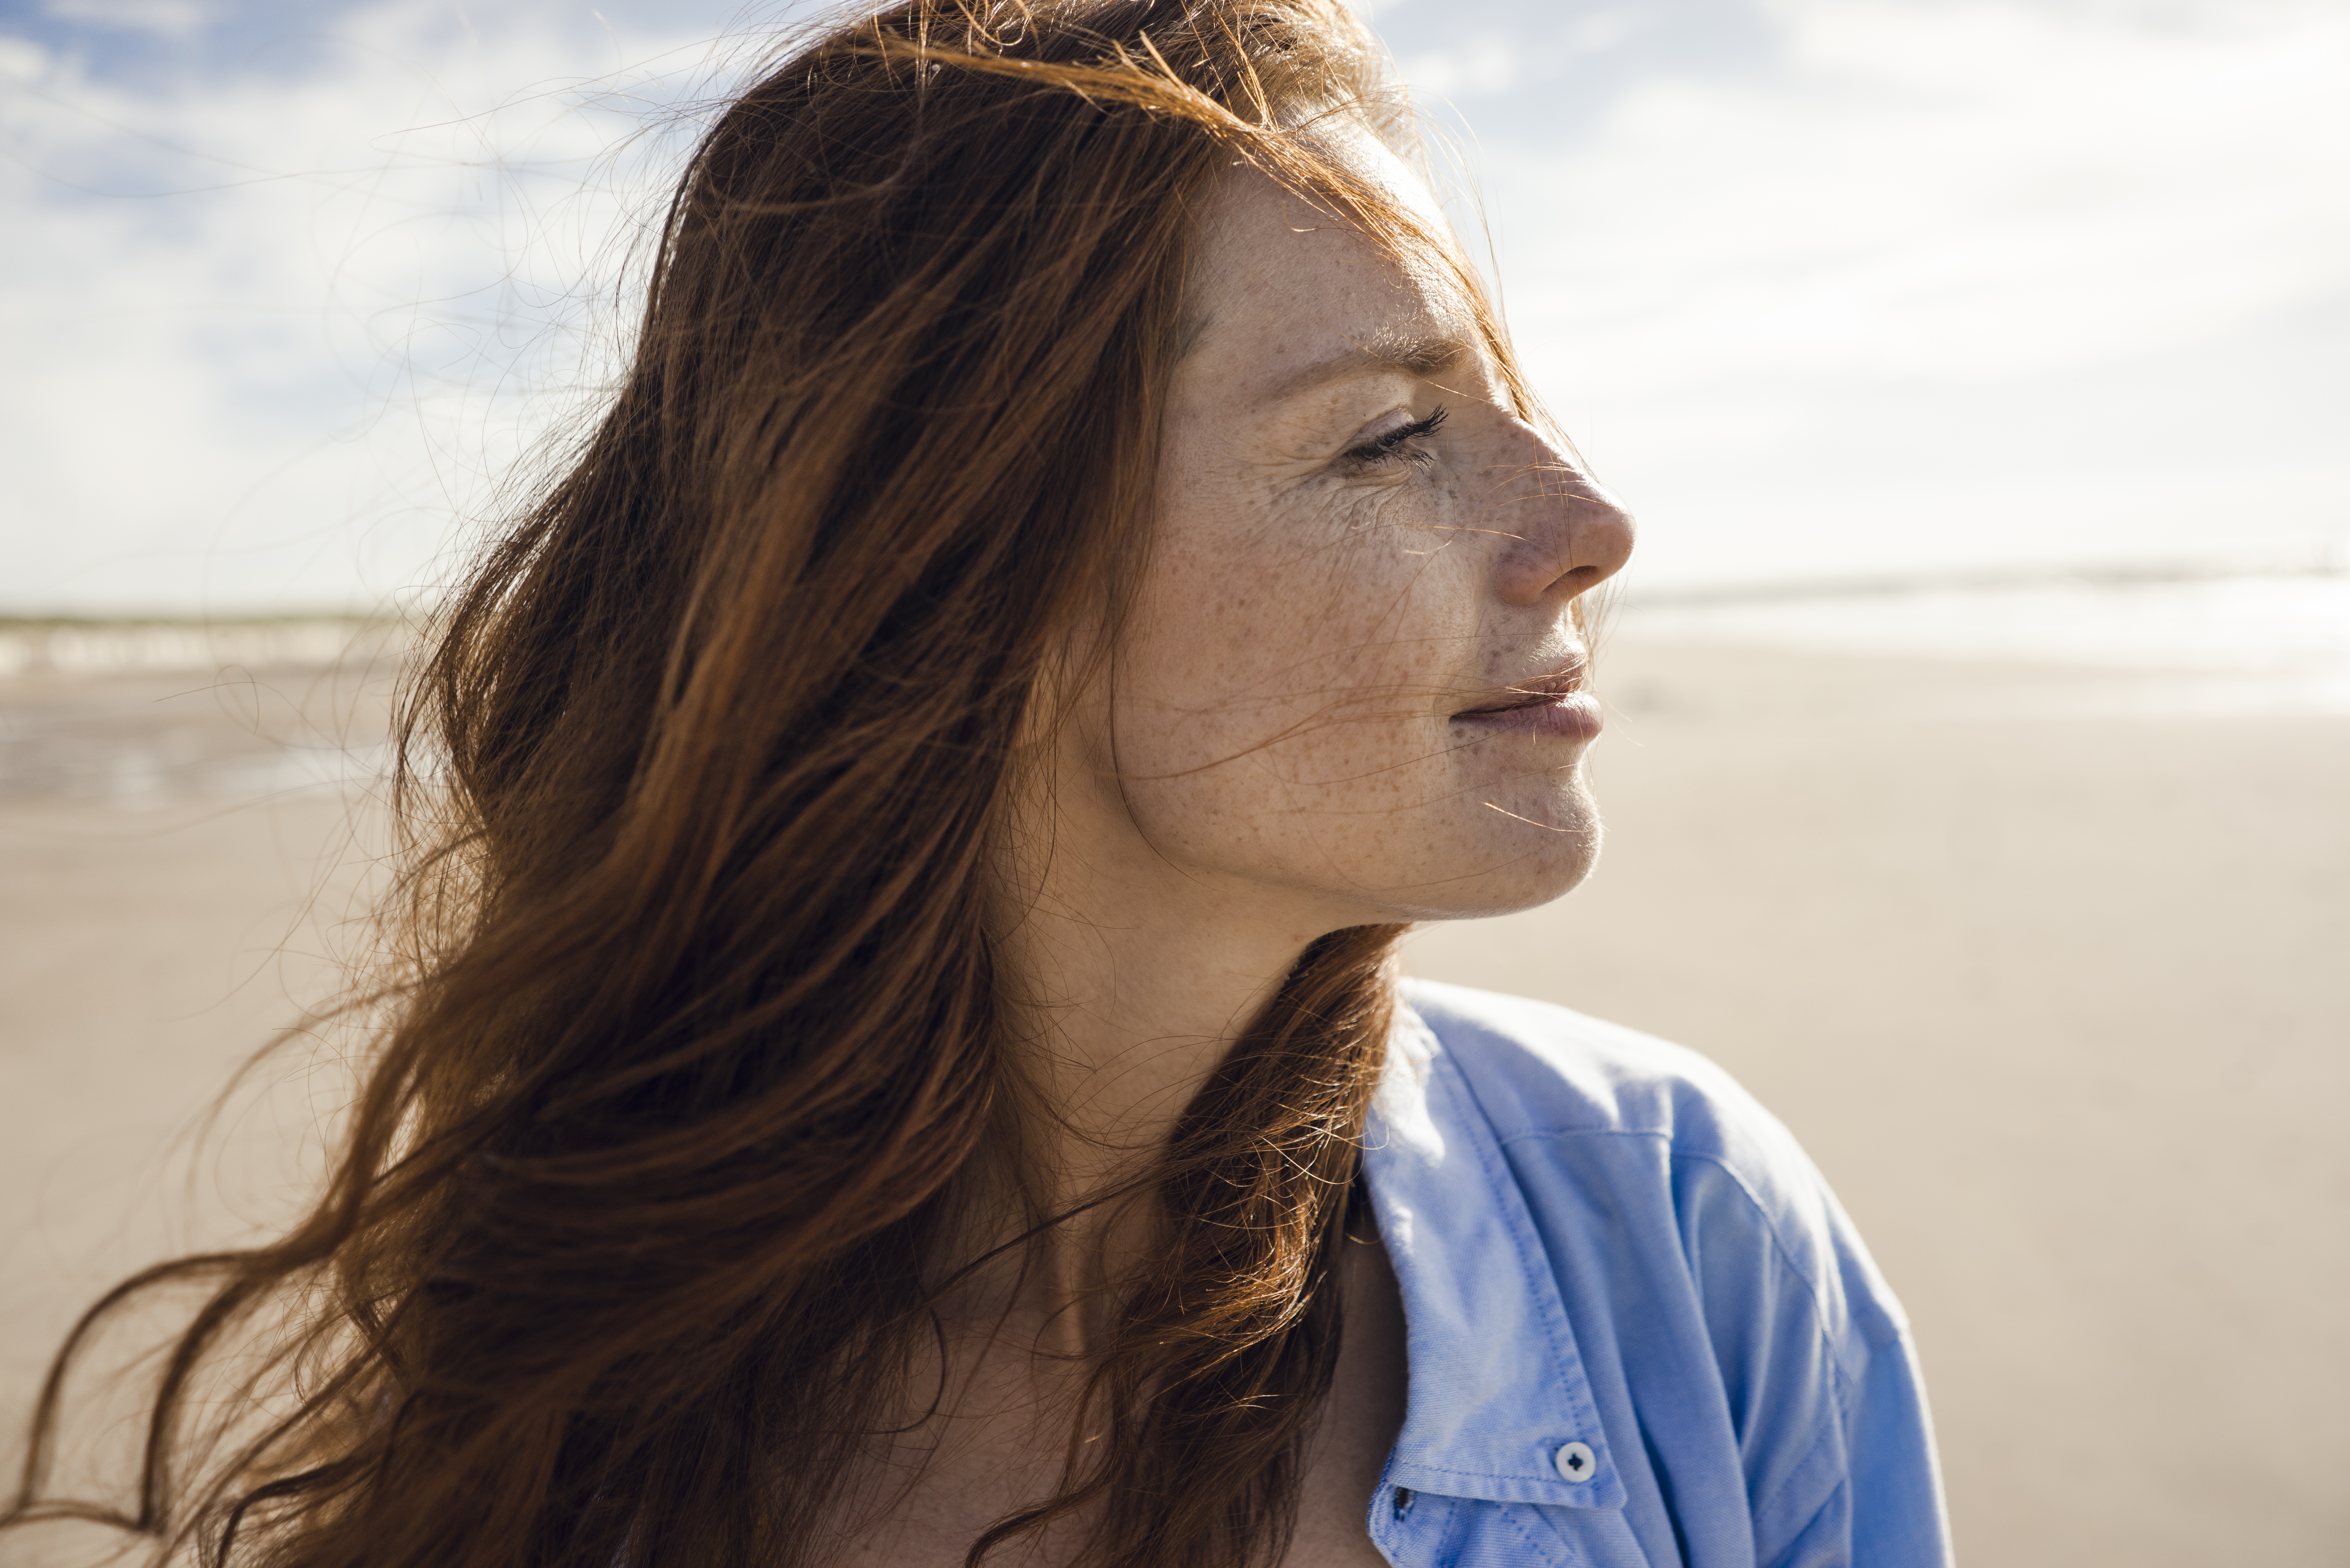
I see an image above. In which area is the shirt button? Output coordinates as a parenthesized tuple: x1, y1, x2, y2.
(1554, 1441, 1596, 1482)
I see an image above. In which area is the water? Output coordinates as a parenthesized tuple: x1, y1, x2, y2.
(4, 579, 2344, 813)
(0, 620, 384, 679)
(1613, 573, 2350, 715)
(0, 626, 400, 809)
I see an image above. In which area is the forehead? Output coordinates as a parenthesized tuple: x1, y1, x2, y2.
(1181, 140, 1482, 406)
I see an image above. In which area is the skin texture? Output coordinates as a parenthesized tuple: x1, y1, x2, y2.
(851, 139, 1634, 1567)
(1113, 179, 1629, 931)
(997, 138, 1634, 1206)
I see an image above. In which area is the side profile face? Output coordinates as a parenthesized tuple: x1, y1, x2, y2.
(1060, 130, 1637, 931)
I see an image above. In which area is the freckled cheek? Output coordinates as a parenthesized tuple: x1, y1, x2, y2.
(1142, 550, 1336, 697)
(1134, 497, 1476, 742)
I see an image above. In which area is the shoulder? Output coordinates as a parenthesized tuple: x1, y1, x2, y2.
(1401, 976, 1792, 1158)
(1397, 976, 1910, 1351)
(1389, 981, 1951, 1566)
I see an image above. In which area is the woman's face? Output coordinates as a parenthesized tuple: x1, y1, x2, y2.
(1066, 138, 1635, 931)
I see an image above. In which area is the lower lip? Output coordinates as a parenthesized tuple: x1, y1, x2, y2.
(1452, 692, 1605, 741)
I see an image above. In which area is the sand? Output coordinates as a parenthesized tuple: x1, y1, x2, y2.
(1406, 638, 2350, 1565)
(3, 639, 2344, 1565)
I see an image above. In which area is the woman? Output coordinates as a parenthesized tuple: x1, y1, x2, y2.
(7, 3, 1948, 1565)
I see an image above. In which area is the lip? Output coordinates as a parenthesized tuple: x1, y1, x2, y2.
(1450, 675, 1604, 741)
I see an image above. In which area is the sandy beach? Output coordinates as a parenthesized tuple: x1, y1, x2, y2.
(3, 634, 2344, 1565)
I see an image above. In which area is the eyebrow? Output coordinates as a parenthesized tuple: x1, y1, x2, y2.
(1262, 329, 1478, 404)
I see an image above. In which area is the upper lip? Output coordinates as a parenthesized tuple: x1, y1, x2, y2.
(1454, 665, 1589, 718)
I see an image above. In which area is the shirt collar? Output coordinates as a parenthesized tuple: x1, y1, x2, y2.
(1359, 1004, 1628, 1511)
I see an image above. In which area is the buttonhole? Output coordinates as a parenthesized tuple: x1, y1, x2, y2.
(1393, 1487, 1413, 1519)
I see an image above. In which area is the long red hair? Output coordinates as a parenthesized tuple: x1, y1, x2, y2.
(5, 4, 1521, 1564)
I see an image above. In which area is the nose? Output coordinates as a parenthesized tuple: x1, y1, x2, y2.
(1484, 424, 1635, 610)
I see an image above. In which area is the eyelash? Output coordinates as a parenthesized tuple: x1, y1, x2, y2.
(1344, 405, 1449, 469)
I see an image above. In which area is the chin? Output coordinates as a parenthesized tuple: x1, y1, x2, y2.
(1371, 803, 1604, 924)
(1472, 777, 1603, 906)
(1467, 834, 1602, 918)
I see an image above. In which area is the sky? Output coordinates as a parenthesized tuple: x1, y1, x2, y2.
(2, 0, 2345, 614)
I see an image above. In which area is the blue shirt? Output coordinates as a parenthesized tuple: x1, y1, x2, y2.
(1360, 981, 1952, 1568)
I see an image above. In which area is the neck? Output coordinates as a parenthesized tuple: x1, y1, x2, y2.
(971, 812, 1357, 1348)
(998, 870, 1329, 1181)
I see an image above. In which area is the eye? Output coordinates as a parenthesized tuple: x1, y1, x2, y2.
(1342, 405, 1448, 469)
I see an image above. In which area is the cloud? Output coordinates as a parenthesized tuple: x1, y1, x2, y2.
(42, 0, 214, 40)
(0, 0, 740, 613)
(42, 0, 210, 39)
(1399, 12, 1634, 98)
(0, 36, 48, 79)
(1383, 0, 2350, 584)
(3, 0, 2344, 610)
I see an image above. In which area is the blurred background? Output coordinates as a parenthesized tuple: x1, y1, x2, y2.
(2, 0, 2344, 1563)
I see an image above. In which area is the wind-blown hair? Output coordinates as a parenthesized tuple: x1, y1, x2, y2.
(5, 4, 1521, 1565)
